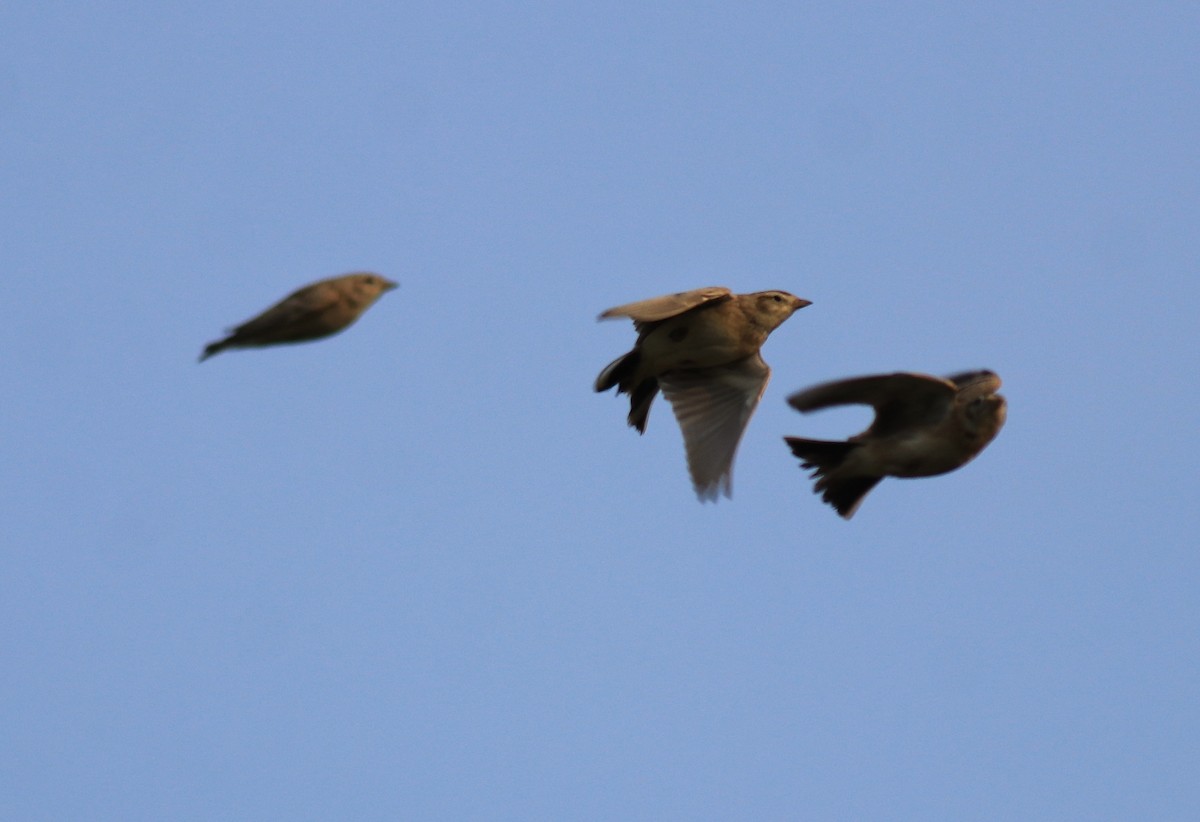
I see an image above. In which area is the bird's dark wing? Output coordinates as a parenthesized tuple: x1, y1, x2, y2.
(227, 284, 331, 336)
(787, 372, 957, 438)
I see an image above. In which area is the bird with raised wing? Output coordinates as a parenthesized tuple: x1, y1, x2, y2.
(595, 286, 811, 500)
(784, 370, 1007, 518)
(199, 272, 397, 361)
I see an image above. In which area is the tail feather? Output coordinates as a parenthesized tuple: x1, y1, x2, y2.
(595, 350, 639, 392)
(198, 338, 229, 362)
(596, 350, 658, 433)
(784, 437, 880, 519)
(626, 378, 657, 433)
(785, 437, 856, 470)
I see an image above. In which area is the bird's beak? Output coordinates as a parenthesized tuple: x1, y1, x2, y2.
(383, 280, 400, 291)
(794, 297, 813, 310)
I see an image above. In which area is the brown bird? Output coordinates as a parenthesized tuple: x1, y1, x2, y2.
(784, 370, 1007, 518)
(199, 272, 397, 361)
(595, 286, 811, 500)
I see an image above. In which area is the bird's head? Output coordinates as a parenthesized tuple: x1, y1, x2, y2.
(955, 371, 1006, 439)
(749, 291, 812, 330)
(348, 272, 399, 301)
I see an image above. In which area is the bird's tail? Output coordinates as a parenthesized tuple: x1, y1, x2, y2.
(594, 350, 637, 392)
(595, 350, 657, 433)
(198, 338, 228, 362)
(784, 437, 880, 519)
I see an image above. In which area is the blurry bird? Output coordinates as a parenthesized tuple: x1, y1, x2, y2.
(199, 272, 397, 361)
(595, 286, 811, 500)
(784, 370, 1007, 519)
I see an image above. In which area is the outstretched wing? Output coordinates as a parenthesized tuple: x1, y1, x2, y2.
(660, 353, 770, 501)
(787, 372, 957, 438)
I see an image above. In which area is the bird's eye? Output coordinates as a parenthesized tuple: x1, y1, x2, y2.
(772, 294, 783, 302)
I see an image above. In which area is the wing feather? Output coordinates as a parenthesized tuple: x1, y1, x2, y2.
(787, 372, 955, 437)
(660, 354, 770, 500)
(598, 287, 732, 323)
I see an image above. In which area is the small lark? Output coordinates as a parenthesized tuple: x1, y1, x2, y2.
(199, 272, 396, 361)
(784, 370, 1007, 518)
(596, 286, 811, 500)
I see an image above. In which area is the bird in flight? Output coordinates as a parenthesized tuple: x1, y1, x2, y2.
(596, 286, 811, 500)
(200, 272, 397, 361)
(784, 369, 1007, 518)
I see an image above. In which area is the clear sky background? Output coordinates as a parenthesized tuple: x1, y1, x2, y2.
(2, 3, 1197, 819)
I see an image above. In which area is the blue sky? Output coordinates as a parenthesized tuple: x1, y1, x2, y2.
(2, 2, 1197, 819)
